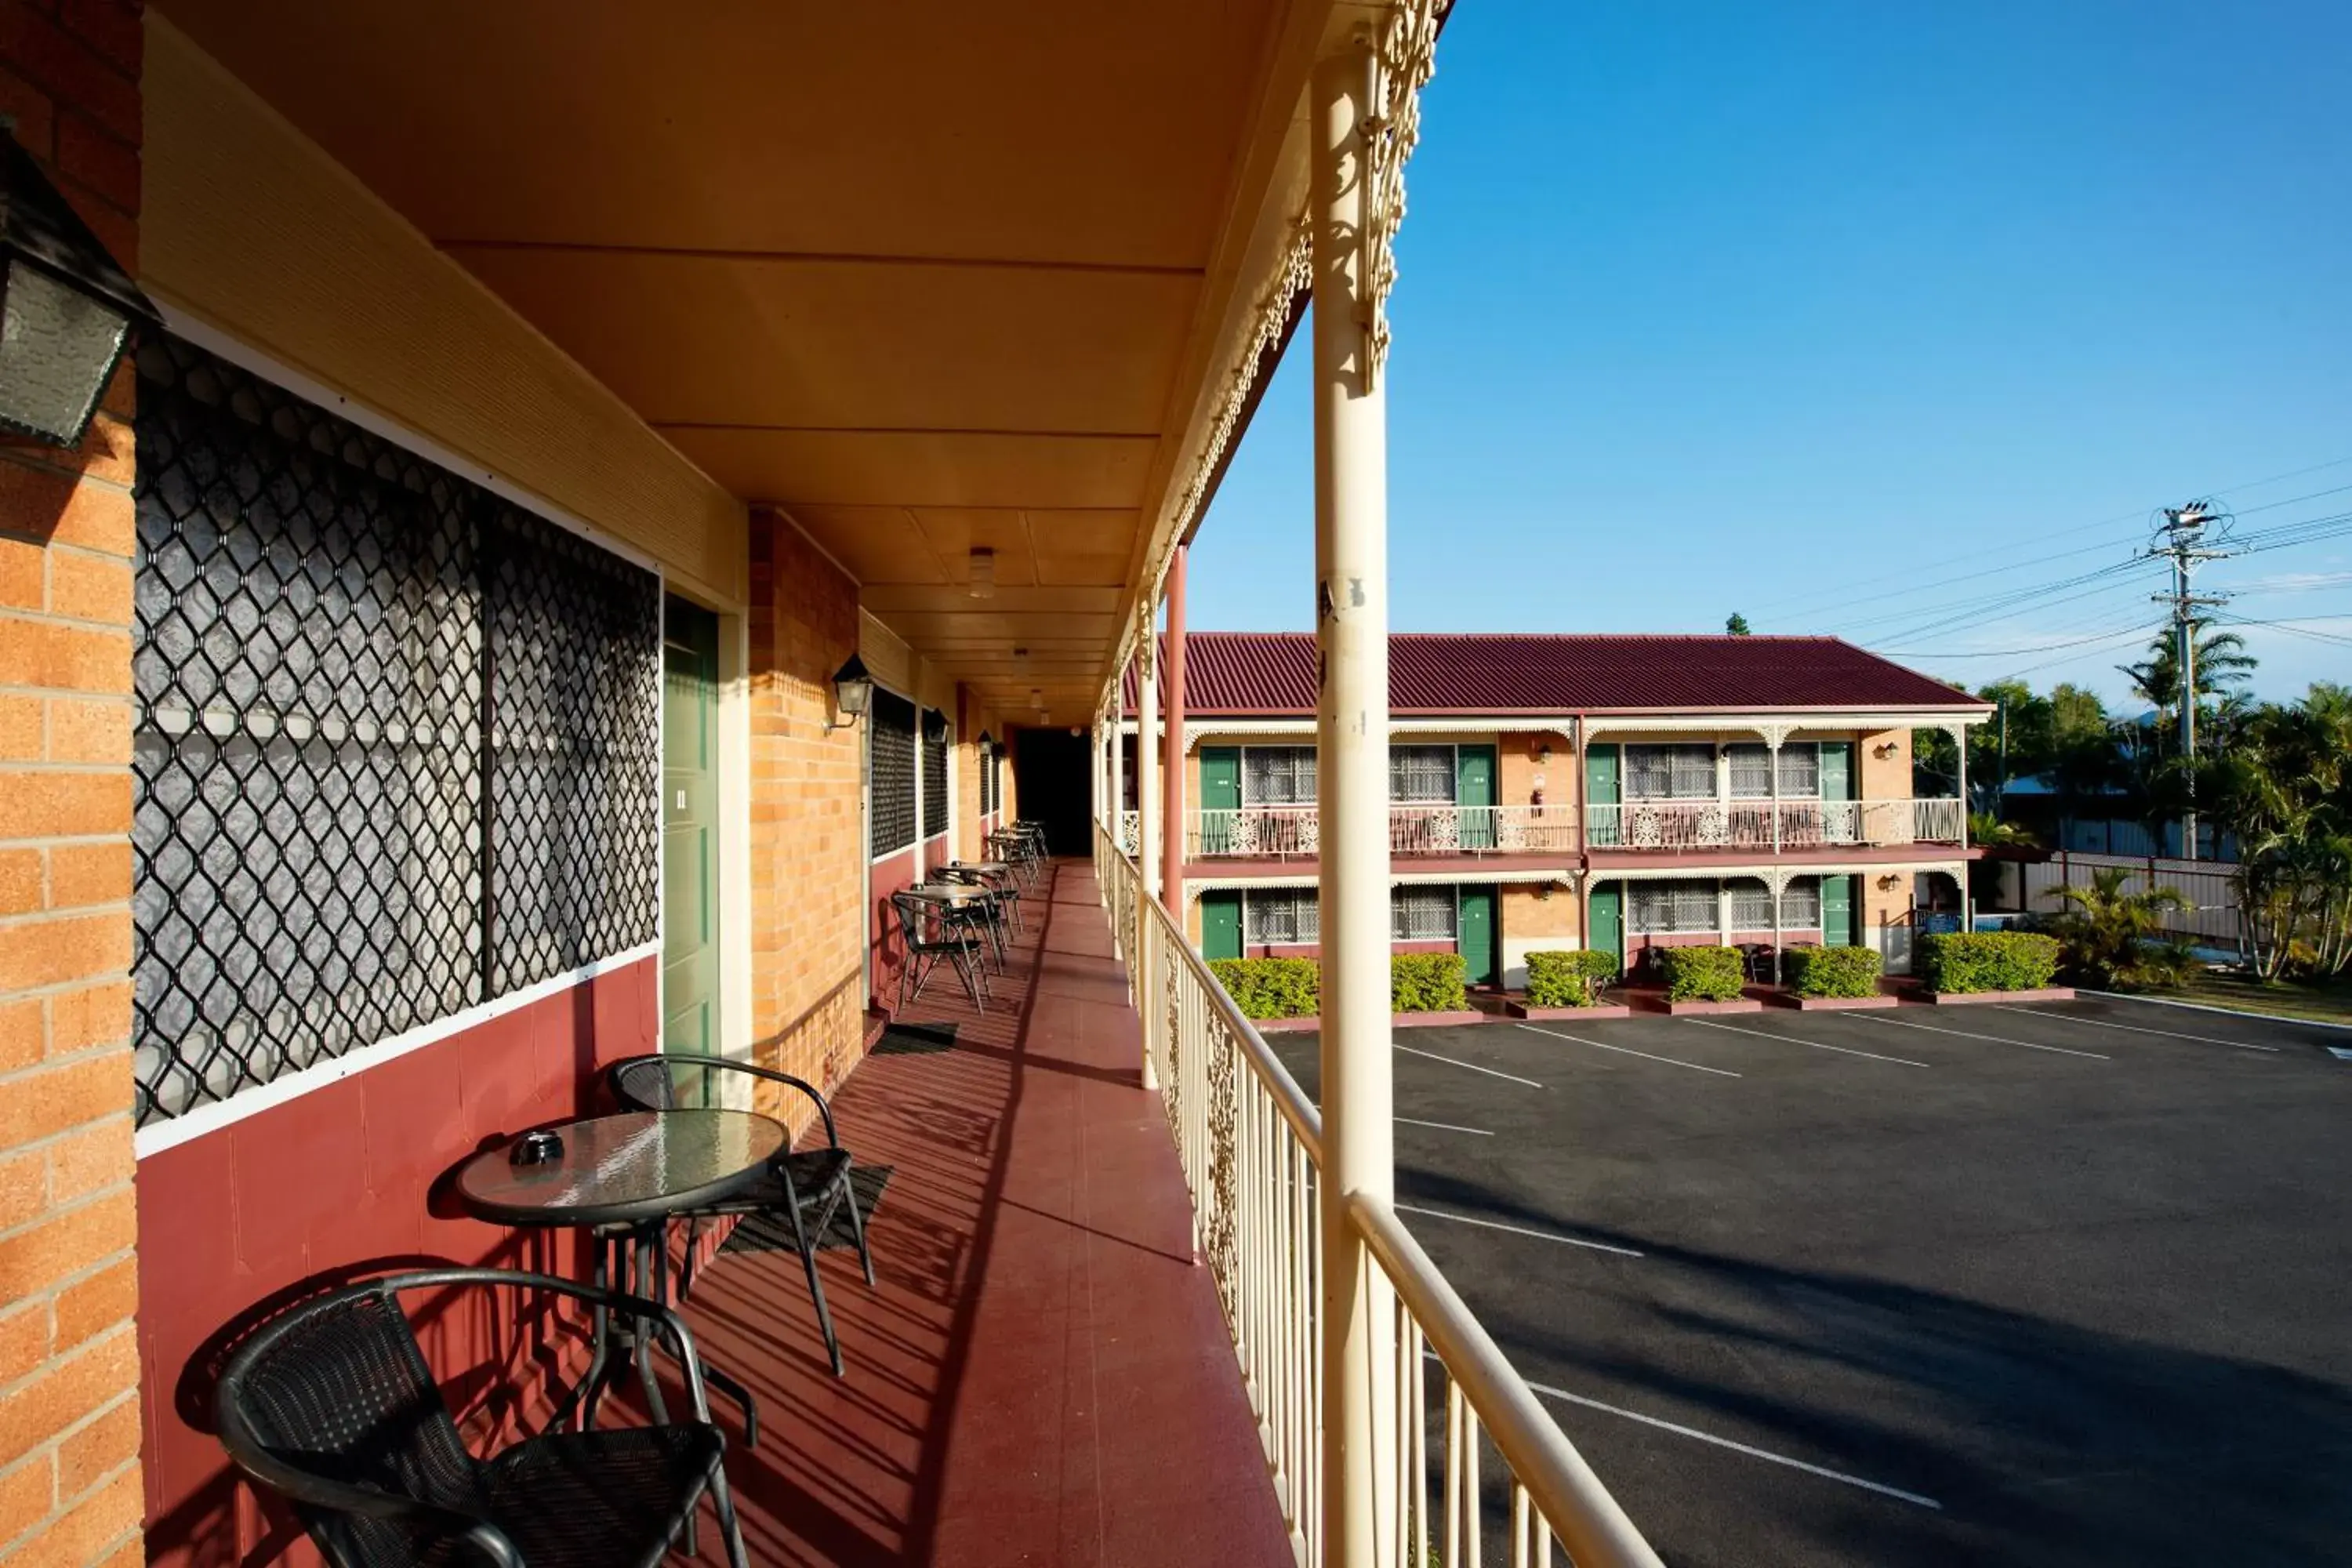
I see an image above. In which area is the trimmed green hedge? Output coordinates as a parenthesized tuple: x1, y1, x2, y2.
(1392, 953, 1468, 1013)
(1660, 946, 1744, 1002)
(1207, 956, 1320, 1020)
(1782, 944, 1882, 999)
(1917, 930, 2060, 994)
(1524, 949, 1621, 1007)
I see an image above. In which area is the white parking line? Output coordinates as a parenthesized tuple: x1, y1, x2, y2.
(1995, 1006, 2281, 1054)
(1522, 1376, 1944, 1511)
(1396, 1041, 1545, 1088)
(1675, 1017, 1930, 1067)
(1396, 1202, 1646, 1258)
(1396, 1116, 1494, 1137)
(1514, 1022, 1744, 1077)
(1852, 1013, 2110, 1060)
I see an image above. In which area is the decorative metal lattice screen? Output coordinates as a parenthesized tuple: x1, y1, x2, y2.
(869, 689, 916, 855)
(1246, 746, 1316, 804)
(1390, 886, 1457, 941)
(130, 336, 659, 1127)
(920, 710, 948, 838)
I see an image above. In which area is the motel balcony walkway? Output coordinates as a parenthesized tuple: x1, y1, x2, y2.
(673, 860, 1293, 1566)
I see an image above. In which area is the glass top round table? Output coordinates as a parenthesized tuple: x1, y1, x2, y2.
(455, 1110, 786, 1229)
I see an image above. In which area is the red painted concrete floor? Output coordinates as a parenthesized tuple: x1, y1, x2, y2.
(675, 860, 1294, 1566)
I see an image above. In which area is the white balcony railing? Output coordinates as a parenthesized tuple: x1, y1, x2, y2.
(1183, 804, 1580, 858)
(1120, 808, 1139, 857)
(1097, 824, 1663, 1568)
(1586, 797, 1965, 852)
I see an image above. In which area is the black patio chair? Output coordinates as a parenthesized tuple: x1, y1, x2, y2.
(608, 1054, 875, 1378)
(215, 1267, 746, 1568)
(889, 891, 988, 1014)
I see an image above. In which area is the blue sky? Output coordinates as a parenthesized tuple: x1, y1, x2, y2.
(1188, 0, 2352, 707)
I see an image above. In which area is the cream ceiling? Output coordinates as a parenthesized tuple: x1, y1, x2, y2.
(151, 0, 1343, 719)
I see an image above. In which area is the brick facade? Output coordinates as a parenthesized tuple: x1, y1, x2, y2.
(0, 2, 147, 1565)
(746, 510, 868, 1132)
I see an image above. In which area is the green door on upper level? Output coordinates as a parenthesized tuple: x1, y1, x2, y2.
(1819, 741, 1857, 801)
(1200, 746, 1240, 855)
(662, 597, 720, 1056)
(1457, 884, 1497, 985)
(1586, 744, 1621, 846)
(1457, 745, 1496, 849)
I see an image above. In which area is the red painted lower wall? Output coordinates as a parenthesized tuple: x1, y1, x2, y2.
(135, 956, 659, 1568)
(868, 849, 920, 1013)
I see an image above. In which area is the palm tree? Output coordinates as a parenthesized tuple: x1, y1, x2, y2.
(2049, 867, 2191, 989)
(2118, 624, 2257, 716)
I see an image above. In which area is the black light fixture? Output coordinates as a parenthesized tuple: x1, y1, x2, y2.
(0, 126, 158, 448)
(826, 653, 873, 731)
(976, 730, 995, 752)
(920, 708, 948, 743)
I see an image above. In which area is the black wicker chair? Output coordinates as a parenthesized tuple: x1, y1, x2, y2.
(215, 1268, 746, 1568)
(608, 1054, 875, 1377)
(888, 891, 987, 1013)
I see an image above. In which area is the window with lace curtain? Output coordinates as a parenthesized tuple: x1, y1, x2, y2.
(1728, 742, 1823, 798)
(1389, 886, 1457, 941)
(1723, 877, 1823, 929)
(1244, 888, 1319, 945)
(1389, 745, 1454, 802)
(1629, 880, 1722, 934)
(1245, 746, 1316, 804)
(1626, 744, 1715, 800)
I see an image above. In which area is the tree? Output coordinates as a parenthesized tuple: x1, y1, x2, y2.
(2048, 867, 2192, 989)
(1725, 612, 1751, 636)
(2194, 685, 2352, 978)
(2117, 624, 2257, 719)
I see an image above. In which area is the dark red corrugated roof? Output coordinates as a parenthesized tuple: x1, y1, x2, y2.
(1124, 633, 1984, 715)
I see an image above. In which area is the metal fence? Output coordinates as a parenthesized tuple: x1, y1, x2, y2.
(2020, 851, 2241, 946)
(130, 336, 660, 1126)
(1096, 823, 1663, 1567)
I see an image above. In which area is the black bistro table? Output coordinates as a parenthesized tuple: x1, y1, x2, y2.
(455, 1109, 783, 1441)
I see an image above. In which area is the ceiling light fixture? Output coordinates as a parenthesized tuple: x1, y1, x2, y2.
(967, 546, 996, 599)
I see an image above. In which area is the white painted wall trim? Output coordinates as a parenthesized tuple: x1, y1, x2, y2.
(157, 305, 673, 584)
(134, 939, 662, 1160)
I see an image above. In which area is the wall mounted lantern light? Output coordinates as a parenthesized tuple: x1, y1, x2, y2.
(976, 730, 994, 753)
(1872, 741, 1900, 760)
(826, 654, 873, 731)
(0, 127, 159, 448)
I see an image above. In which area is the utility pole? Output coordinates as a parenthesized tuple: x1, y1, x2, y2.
(2146, 500, 2238, 862)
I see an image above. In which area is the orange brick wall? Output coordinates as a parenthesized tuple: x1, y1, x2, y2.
(0, 3, 147, 1566)
(746, 510, 867, 1134)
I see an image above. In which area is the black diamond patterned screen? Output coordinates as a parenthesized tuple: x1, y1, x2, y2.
(869, 689, 916, 857)
(131, 336, 659, 1127)
(921, 710, 948, 840)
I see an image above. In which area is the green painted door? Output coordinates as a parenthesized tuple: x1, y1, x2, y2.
(1457, 885, 1497, 985)
(1200, 746, 1240, 855)
(1587, 883, 1624, 971)
(1821, 873, 1856, 946)
(1586, 744, 1622, 847)
(1200, 889, 1243, 961)
(1457, 745, 1497, 849)
(662, 598, 720, 1055)
(1819, 742, 1857, 800)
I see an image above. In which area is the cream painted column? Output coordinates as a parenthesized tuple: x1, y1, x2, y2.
(1314, 34, 1396, 1568)
(1134, 614, 1162, 1092)
(1162, 544, 1189, 913)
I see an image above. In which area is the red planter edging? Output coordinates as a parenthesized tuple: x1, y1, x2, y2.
(1766, 992, 1902, 1011)
(1922, 986, 2076, 1006)
(1646, 996, 1765, 1015)
(1504, 1001, 1634, 1021)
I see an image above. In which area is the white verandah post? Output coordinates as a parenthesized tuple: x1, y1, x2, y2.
(1314, 36, 1396, 1568)
(1135, 615, 1162, 1091)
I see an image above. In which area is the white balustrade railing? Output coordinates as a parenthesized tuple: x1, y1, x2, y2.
(1119, 808, 1140, 857)
(1587, 797, 1966, 852)
(1096, 822, 1662, 1568)
(1183, 803, 1580, 858)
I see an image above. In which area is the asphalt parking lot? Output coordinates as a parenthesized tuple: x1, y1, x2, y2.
(1268, 996, 2352, 1567)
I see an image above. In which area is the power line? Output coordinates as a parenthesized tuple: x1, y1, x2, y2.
(1875, 624, 2160, 658)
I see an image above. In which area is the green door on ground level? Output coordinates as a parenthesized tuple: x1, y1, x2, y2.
(1457, 885, 1497, 985)
(1586, 744, 1621, 846)
(1821, 873, 1857, 946)
(1200, 746, 1240, 855)
(1200, 889, 1243, 961)
(1587, 884, 1624, 971)
(662, 597, 720, 1055)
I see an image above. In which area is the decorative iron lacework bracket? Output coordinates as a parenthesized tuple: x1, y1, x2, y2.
(1358, 0, 1447, 393)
